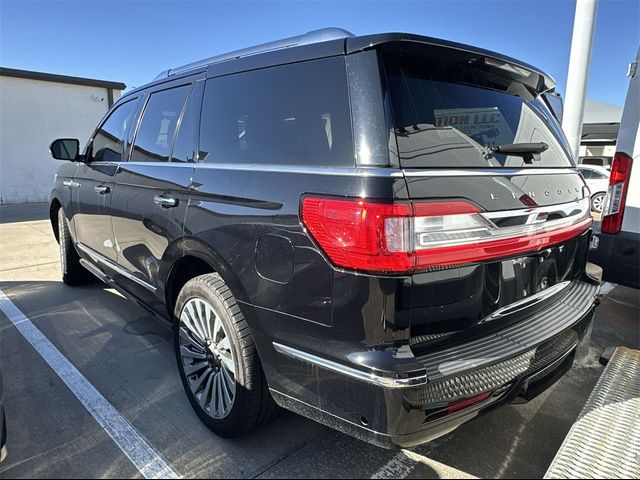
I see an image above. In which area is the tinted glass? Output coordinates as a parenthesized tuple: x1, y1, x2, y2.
(581, 157, 610, 167)
(579, 168, 593, 179)
(90, 99, 137, 162)
(171, 85, 201, 163)
(382, 44, 573, 168)
(131, 85, 191, 162)
(199, 57, 353, 166)
(590, 170, 607, 179)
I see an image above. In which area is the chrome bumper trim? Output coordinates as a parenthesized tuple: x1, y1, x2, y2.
(273, 342, 428, 389)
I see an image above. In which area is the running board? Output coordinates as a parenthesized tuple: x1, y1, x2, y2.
(79, 258, 109, 283)
(544, 346, 640, 478)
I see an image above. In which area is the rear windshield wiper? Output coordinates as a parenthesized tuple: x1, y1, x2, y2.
(489, 142, 549, 164)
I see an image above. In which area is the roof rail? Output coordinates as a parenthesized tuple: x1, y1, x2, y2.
(155, 27, 354, 80)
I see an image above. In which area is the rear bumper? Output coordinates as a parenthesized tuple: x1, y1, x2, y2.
(268, 281, 597, 449)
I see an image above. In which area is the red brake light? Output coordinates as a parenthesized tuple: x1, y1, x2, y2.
(300, 197, 414, 273)
(602, 152, 633, 234)
(301, 196, 592, 274)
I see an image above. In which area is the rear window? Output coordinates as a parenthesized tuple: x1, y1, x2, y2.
(382, 44, 573, 168)
(199, 56, 353, 167)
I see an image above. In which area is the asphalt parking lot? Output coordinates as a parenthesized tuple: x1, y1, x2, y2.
(0, 203, 638, 479)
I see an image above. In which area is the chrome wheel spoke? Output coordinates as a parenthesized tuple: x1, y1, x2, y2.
(222, 364, 236, 395)
(181, 312, 203, 343)
(184, 360, 208, 376)
(196, 300, 210, 340)
(199, 373, 214, 410)
(215, 374, 224, 416)
(190, 367, 212, 394)
(187, 302, 206, 341)
(217, 336, 230, 351)
(203, 301, 213, 339)
(213, 316, 222, 344)
(220, 370, 234, 405)
(219, 351, 235, 375)
(180, 345, 206, 360)
(179, 327, 206, 350)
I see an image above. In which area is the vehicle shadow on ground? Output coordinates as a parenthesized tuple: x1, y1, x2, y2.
(0, 279, 612, 478)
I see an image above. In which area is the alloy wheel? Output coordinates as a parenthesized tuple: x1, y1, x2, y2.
(178, 298, 236, 419)
(591, 193, 605, 213)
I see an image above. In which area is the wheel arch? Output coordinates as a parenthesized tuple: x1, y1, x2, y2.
(163, 236, 251, 321)
(49, 196, 63, 242)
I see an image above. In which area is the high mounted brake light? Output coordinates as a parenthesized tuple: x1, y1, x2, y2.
(301, 196, 592, 274)
(602, 152, 633, 234)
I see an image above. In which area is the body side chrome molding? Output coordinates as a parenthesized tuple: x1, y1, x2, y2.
(403, 168, 579, 177)
(273, 342, 427, 388)
(85, 162, 578, 179)
(482, 198, 588, 223)
(480, 280, 572, 323)
(91, 161, 403, 177)
(76, 243, 157, 292)
(194, 163, 404, 177)
(79, 258, 109, 282)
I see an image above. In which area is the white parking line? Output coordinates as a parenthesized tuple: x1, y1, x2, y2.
(0, 289, 180, 479)
(371, 450, 415, 479)
(599, 282, 617, 296)
(371, 449, 477, 479)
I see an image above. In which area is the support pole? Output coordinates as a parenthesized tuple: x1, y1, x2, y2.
(562, 0, 599, 161)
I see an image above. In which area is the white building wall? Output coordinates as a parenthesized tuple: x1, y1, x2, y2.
(0, 76, 121, 204)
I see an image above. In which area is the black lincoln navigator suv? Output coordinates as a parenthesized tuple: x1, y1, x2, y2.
(49, 28, 599, 448)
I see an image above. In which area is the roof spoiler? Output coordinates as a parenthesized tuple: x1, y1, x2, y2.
(347, 33, 557, 94)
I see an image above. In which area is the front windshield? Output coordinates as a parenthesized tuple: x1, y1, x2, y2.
(382, 44, 574, 168)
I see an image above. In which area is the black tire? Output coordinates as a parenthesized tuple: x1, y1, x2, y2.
(174, 273, 278, 437)
(57, 208, 93, 286)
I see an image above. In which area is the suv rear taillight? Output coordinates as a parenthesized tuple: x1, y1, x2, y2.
(301, 196, 592, 274)
(602, 152, 633, 234)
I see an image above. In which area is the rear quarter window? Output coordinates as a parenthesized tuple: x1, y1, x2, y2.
(199, 57, 354, 167)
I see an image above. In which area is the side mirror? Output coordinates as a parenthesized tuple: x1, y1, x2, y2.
(50, 138, 80, 161)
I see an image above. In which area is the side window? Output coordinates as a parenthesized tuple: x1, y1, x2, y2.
(199, 57, 353, 166)
(90, 99, 138, 162)
(591, 170, 606, 179)
(579, 168, 593, 179)
(171, 84, 202, 163)
(131, 85, 191, 162)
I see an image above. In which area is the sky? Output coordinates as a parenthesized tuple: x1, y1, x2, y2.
(0, 0, 638, 106)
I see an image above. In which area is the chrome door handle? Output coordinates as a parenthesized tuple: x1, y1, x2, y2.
(154, 195, 178, 208)
(63, 179, 80, 188)
(94, 185, 111, 195)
